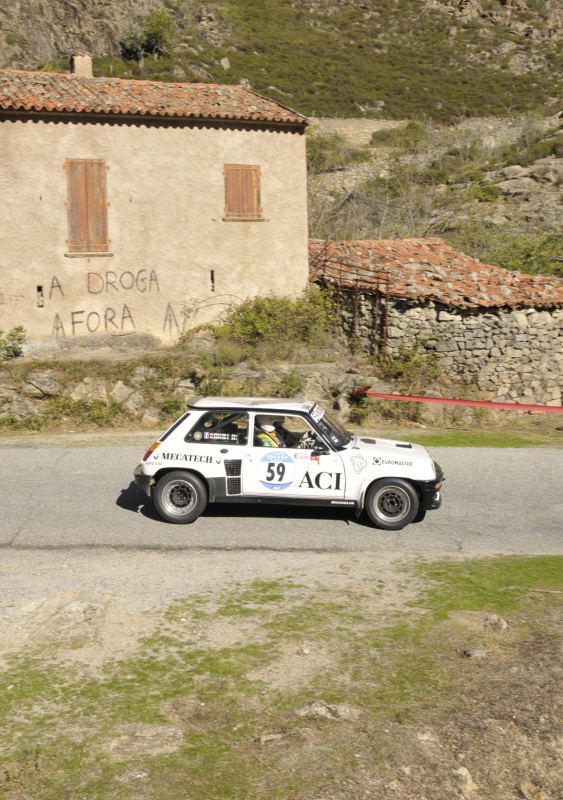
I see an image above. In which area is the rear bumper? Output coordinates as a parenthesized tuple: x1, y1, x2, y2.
(134, 464, 152, 497)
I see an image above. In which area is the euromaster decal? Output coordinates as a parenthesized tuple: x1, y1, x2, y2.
(373, 457, 413, 467)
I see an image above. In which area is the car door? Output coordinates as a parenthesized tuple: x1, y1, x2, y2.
(242, 413, 346, 500)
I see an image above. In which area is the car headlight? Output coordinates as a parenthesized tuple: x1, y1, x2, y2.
(433, 460, 444, 487)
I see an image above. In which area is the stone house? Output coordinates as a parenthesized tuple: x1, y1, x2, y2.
(310, 237, 563, 406)
(0, 56, 309, 353)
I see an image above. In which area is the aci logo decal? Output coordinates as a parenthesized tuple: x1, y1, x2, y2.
(259, 451, 296, 491)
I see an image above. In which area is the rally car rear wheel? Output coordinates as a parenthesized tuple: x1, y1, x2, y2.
(154, 471, 207, 524)
(365, 478, 419, 531)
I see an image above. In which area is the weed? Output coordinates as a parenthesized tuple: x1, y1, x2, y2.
(0, 326, 26, 360)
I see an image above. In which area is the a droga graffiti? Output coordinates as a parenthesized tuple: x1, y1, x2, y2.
(87, 270, 160, 294)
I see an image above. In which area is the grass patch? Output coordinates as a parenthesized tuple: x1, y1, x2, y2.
(414, 556, 563, 620)
(389, 427, 563, 447)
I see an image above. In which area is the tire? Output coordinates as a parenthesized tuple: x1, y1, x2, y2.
(153, 471, 207, 524)
(365, 478, 419, 531)
(412, 505, 427, 524)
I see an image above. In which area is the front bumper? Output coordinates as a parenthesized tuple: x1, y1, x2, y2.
(134, 464, 152, 497)
(417, 461, 444, 510)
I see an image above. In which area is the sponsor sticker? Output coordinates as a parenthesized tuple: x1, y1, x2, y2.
(373, 457, 413, 467)
(159, 453, 213, 464)
(351, 455, 367, 474)
(310, 404, 324, 423)
(259, 451, 296, 491)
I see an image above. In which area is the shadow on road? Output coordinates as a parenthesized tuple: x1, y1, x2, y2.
(116, 481, 163, 522)
(116, 482, 368, 526)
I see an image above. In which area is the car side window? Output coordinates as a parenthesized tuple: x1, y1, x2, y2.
(185, 412, 249, 445)
(253, 414, 323, 449)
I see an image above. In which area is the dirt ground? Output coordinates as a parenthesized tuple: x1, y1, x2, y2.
(1, 549, 562, 799)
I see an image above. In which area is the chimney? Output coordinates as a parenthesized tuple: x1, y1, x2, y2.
(70, 53, 93, 78)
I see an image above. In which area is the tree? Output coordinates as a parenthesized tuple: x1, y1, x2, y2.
(122, 10, 175, 63)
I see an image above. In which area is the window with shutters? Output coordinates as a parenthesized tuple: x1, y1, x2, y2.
(65, 159, 110, 253)
(223, 164, 263, 221)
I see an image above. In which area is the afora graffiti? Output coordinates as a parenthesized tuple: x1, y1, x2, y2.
(52, 304, 136, 336)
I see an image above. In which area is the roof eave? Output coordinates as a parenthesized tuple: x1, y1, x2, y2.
(0, 106, 307, 129)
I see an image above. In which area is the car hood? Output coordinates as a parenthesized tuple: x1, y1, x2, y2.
(346, 434, 431, 462)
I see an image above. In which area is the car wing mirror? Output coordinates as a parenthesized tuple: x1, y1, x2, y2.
(312, 447, 330, 457)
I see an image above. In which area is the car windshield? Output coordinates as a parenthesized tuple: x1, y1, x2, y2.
(313, 407, 352, 448)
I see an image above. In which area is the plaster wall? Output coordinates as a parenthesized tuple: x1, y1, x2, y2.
(0, 115, 309, 351)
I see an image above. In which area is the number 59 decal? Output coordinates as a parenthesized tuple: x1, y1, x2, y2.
(259, 451, 296, 491)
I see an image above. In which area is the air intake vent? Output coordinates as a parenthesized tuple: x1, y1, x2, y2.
(396, 443, 412, 449)
(361, 438, 376, 444)
(227, 477, 242, 495)
(224, 459, 242, 476)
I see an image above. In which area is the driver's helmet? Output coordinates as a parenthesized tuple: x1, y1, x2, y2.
(256, 415, 284, 432)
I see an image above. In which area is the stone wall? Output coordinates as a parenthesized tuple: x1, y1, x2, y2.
(339, 293, 563, 406)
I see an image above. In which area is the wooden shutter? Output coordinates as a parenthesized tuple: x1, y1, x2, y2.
(224, 165, 262, 220)
(66, 159, 109, 252)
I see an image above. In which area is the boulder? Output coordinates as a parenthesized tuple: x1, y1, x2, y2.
(70, 378, 108, 404)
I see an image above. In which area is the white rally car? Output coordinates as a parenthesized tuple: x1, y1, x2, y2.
(133, 396, 444, 530)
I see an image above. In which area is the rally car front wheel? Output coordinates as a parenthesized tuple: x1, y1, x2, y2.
(365, 478, 419, 531)
(154, 471, 207, 524)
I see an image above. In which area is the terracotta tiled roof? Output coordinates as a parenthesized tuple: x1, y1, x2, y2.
(0, 68, 307, 125)
(309, 238, 563, 309)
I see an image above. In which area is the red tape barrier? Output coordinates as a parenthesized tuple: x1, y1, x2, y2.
(355, 387, 563, 414)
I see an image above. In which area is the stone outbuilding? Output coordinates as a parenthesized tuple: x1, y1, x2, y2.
(310, 237, 563, 406)
(0, 57, 309, 353)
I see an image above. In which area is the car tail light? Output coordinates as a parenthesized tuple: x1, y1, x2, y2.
(143, 442, 160, 461)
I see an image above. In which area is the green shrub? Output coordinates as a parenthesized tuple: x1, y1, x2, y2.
(307, 132, 371, 174)
(210, 289, 337, 354)
(516, 135, 563, 166)
(370, 121, 427, 148)
(122, 10, 175, 59)
(377, 344, 441, 395)
(270, 369, 305, 397)
(161, 396, 184, 418)
(446, 225, 563, 276)
(0, 325, 26, 359)
(469, 182, 502, 202)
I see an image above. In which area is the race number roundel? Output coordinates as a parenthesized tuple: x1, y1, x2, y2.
(259, 451, 296, 491)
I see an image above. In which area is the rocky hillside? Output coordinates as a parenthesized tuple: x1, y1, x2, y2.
(1, 0, 562, 119)
(308, 114, 563, 275)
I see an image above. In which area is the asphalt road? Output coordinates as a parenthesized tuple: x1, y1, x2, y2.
(1, 445, 561, 555)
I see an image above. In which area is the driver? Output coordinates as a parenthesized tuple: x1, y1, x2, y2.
(255, 415, 318, 449)
(255, 415, 286, 447)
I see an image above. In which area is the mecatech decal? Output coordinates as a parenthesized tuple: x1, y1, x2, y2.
(373, 457, 414, 467)
(299, 471, 342, 491)
(331, 500, 354, 505)
(259, 451, 295, 491)
(159, 453, 213, 463)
